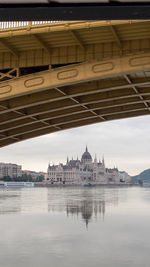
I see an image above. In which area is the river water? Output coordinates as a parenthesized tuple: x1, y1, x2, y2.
(0, 186, 150, 267)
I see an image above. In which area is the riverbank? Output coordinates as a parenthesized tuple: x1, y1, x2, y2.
(35, 182, 139, 187)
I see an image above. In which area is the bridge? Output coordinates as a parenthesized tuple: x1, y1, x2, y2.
(0, 20, 150, 148)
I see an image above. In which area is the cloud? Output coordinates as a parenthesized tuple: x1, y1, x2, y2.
(0, 115, 150, 176)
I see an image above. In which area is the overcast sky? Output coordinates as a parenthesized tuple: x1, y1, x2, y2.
(0, 115, 150, 176)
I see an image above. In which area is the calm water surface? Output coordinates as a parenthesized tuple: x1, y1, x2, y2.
(0, 186, 150, 267)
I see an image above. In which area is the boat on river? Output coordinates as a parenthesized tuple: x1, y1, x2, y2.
(0, 182, 34, 188)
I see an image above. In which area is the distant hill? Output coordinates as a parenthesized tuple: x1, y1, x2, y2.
(132, 169, 150, 183)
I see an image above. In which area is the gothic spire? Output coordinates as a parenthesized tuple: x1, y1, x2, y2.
(48, 162, 50, 171)
(102, 155, 105, 166)
(86, 145, 88, 152)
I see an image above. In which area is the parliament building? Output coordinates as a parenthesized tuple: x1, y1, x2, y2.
(45, 147, 131, 185)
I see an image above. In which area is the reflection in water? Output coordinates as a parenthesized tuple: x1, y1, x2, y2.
(0, 187, 123, 227)
(65, 192, 106, 227)
(47, 188, 120, 226)
(1, 187, 150, 267)
(66, 199, 105, 227)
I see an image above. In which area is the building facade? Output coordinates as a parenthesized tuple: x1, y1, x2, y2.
(0, 162, 22, 179)
(45, 147, 131, 185)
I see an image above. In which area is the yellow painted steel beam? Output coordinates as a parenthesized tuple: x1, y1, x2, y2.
(33, 34, 51, 55)
(0, 78, 150, 134)
(0, 39, 18, 57)
(0, 106, 149, 141)
(1, 20, 150, 70)
(1, 51, 150, 100)
(0, 109, 149, 148)
(0, 21, 147, 38)
(1, 38, 150, 70)
(109, 25, 122, 49)
(0, 102, 148, 134)
(0, 76, 150, 115)
(69, 30, 85, 50)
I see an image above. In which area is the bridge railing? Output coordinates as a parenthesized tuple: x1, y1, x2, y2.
(0, 21, 60, 29)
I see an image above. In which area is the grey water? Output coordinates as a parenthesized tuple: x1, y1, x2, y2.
(0, 186, 150, 267)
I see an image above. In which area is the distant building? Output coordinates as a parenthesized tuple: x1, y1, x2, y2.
(45, 147, 131, 185)
(119, 171, 131, 183)
(0, 163, 22, 179)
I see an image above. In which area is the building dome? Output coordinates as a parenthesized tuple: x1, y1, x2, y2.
(81, 146, 92, 161)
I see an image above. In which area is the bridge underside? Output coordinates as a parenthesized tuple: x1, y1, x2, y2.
(0, 21, 150, 147)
